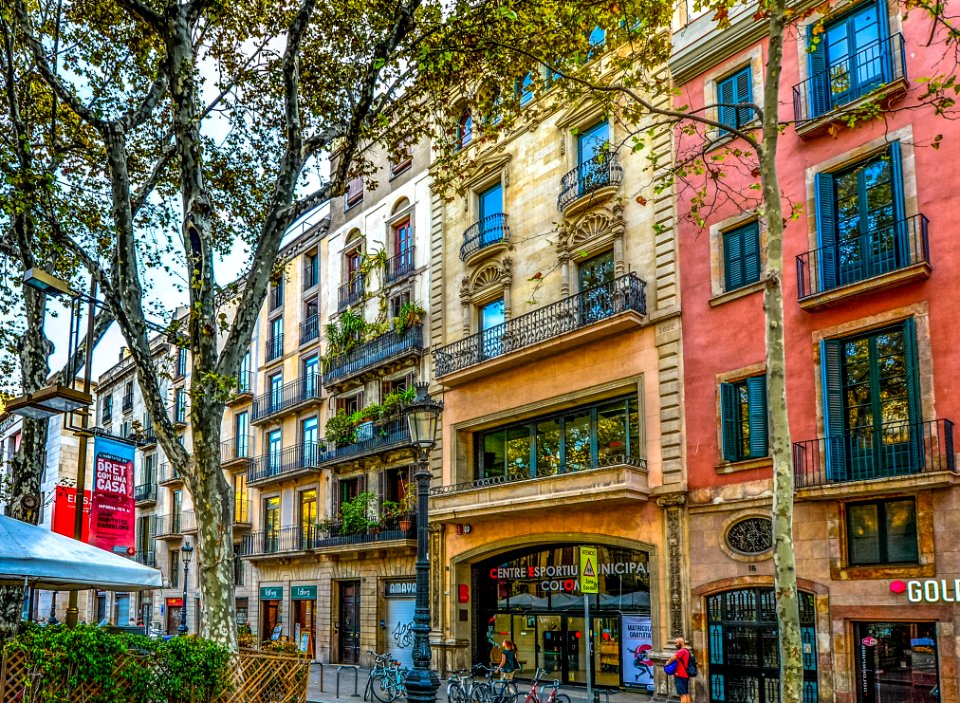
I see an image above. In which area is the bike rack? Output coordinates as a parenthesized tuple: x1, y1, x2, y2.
(337, 664, 361, 698)
(592, 689, 618, 703)
(313, 662, 324, 692)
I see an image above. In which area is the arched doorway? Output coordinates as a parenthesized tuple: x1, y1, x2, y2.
(474, 543, 652, 690)
(706, 588, 818, 703)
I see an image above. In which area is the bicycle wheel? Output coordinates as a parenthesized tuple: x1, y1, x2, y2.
(448, 683, 466, 703)
(500, 681, 519, 703)
(472, 683, 493, 703)
(553, 694, 571, 703)
(364, 676, 375, 702)
(371, 673, 399, 703)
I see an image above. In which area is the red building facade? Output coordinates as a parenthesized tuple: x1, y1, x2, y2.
(671, 2, 960, 702)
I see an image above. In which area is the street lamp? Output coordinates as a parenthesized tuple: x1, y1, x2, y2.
(178, 541, 193, 635)
(402, 382, 443, 703)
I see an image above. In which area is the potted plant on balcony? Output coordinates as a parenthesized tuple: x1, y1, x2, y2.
(397, 485, 416, 531)
(380, 386, 416, 419)
(380, 500, 401, 528)
(325, 410, 356, 446)
(394, 300, 426, 334)
(340, 491, 377, 536)
(315, 517, 336, 539)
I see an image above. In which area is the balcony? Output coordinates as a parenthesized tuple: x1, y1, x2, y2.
(339, 276, 365, 311)
(155, 514, 183, 539)
(792, 419, 957, 495)
(300, 315, 321, 346)
(221, 437, 254, 470)
(322, 418, 411, 468)
(168, 402, 188, 427)
(102, 409, 112, 424)
(134, 482, 157, 504)
(233, 499, 252, 530)
(138, 417, 157, 446)
(122, 393, 133, 413)
(434, 273, 646, 383)
(226, 371, 253, 406)
(796, 214, 931, 309)
(181, 510, 197, 534)
(793, 33, 907, 136)
(134, 551, 156, 567)
(240, 519, 416, 559)
(251, 375, 322, 424)
(158, 463, 182, 485)
(386, 247, 415, 284)
(557, 152, 622, 214)
(460, 215, 510, 263)
(248, 442, 327, 486)
(265, 334, 284, 363)
(430, 455, 649, 523)
(323, 325, 423, 391)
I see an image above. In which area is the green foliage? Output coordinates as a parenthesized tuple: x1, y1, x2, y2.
(325, 410, 356, 445)
(339, 491, 378, 535)
(393, 300, 426, 334)
(4, 624, 231, 703)
(380, 386, 415, 417)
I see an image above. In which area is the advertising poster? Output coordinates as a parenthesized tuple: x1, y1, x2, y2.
(620, 615, 653, 689)
(51, 485, 91, 541)
(89, 436, 136, 554)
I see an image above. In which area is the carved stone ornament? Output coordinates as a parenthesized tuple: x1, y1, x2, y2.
(557, 203, 625, 259)
(463, 257, 512, 304)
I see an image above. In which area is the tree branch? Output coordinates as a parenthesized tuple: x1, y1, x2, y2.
(117, 70, 169, 132)
(114, 0, 164, 31)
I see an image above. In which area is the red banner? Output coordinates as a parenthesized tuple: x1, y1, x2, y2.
(51, 486, 91, 541)
(89, 436, 136, 555)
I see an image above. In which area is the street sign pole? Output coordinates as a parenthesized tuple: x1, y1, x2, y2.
(580, 546, 599, 703)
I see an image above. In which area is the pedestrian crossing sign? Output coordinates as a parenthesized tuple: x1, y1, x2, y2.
(580, 546, 599, 594)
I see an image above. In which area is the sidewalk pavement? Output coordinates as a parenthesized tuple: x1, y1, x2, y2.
(306, 664, 656, 703)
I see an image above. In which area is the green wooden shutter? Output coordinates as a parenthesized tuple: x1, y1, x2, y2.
(742, 222, 761, 285)
(815, 172, 838, 292)
(747, 375, 769, 458)
(735, 67, 753, 126)
(821, 339, 846, 480)
(901, 317, 924, 470)
(887, 141, 910, 264)
(808, 25, 830, 117)
(724, 228, 744, 291)
(720, 383, 739, 461)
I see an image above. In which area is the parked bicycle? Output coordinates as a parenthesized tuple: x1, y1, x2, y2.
(471, 665, 519, 703)
(447, 663, 487, 703)
(363, 650, 408, 703)
(517, 668, 570, 703)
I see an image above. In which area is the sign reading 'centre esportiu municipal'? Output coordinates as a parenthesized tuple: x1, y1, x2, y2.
(89, 436, 136, 556)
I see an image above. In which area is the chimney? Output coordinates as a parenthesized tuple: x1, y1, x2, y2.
(119, 346, 127, 361)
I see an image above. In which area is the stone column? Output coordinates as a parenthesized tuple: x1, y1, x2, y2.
(656, 494, 688, 640)
(646, 650, 679, 703)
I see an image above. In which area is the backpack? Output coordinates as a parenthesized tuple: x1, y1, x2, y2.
(686, 650, 699, 678)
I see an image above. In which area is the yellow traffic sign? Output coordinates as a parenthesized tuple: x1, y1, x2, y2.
(580, 546, 599, 594)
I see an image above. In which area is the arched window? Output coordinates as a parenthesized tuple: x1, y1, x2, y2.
(457, 109, 473, 150)
(392, 198, 410, 215)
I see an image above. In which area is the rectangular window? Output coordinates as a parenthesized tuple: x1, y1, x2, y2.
(477, 394, 640, 480)
(390, 147, 413, 176)
(716, 66, 754, 132)
(390, 291, 411, 322)
(820, 319, 921, 481)
(852, 622, 938, 703)
(234, 472, 248, 523)
(299, 489, 317, 540)
(808, 0, 891, 118)
(175, 388, 187, 423)
(336, 393, 363, 416)
(270, 279, 284, 310)
(815, 143, 907, 292)
(235, 412, 250, 457)
(338, 477, 362, 511)
(169, 550, 180, 589)
(177, 347, 188, 377)
(269, 317, 284, 360)
(304, 251, 320, 290)
(102, 395, 113, 423)
(723, 220, 762, 291)
(264, 496, 280, 552)
(720, 375, 768, 462)
(478, 298, 505, 359)
(302, 417, 319, 465)
(303, 357, 320, 398)
(345, 177, 364, 208)
(143, 454, 156, 484)
(238, 351, 251, 393)
(267, 430, 282, 474)
(846, 498, 919, 565)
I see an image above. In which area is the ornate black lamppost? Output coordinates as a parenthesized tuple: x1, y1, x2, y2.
(402, 382, 443, 703)
(178, 541, 193, 635)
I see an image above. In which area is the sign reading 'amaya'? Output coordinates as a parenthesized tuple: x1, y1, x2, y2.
(891, 579, 960, 603)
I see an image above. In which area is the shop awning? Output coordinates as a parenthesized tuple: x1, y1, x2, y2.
(0, 515, 164, 591)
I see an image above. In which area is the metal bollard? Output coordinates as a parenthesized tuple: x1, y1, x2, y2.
(336, 664, 361, 698)
(313, 661, 324, 693)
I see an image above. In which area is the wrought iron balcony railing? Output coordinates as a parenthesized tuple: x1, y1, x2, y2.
(155, 514, 183, 537)
(102, 408, 112, 424)
(134, 483, 157, 503)
(181, 510, 197, 533)
(134, 551, 156, 567)
(338, 276, 365, 310)
(249, 442, 327, 483)
(252, 375, 322, 422)
(300, 315, 320, 345)
(324, 418, 411, 465)
(122, 393, 133, 412)
(386, 247, 415, 283)
(158, 463, 181, 484)
(434, 273, 646, 378)
(266, 334, 284, 362)
(558, 152, 623, 212)
(430, 452, 647, 496)
(139, 416, 157, 445)
(323, 325, 423, 387)
(240, 527, 313, 556)
(167, 402, 188, 425)
(220, 436, 254, 464)
(793, 33, 906, 125)
(233, 499, 251, 525)
(792, 418, 955, 489)
(460, 214, 510, 261)
(796, 214, 929, 300)
(234, 371, 252, 396)
(240, 519, 417, 557)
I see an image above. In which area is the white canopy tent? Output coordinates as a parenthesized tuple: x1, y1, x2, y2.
(0, 514, 163, 591)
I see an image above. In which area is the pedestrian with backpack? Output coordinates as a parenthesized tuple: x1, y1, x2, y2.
(664, 637, 697, 703)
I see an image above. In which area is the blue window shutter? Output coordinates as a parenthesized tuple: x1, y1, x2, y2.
(717, 74, 736, 132)
(742, 222, 761, 285)
(815, 171, 838, 291)
(735, 67, 753, 127)
(807, 25, 829, 117)
(820, 339, 846, 480)
(720, 383, 739, 461)
(747, 375, 769, 458)
(724, 228, 743, 291)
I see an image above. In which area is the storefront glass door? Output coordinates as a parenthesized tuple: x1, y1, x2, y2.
(853, 622, 938, 703)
